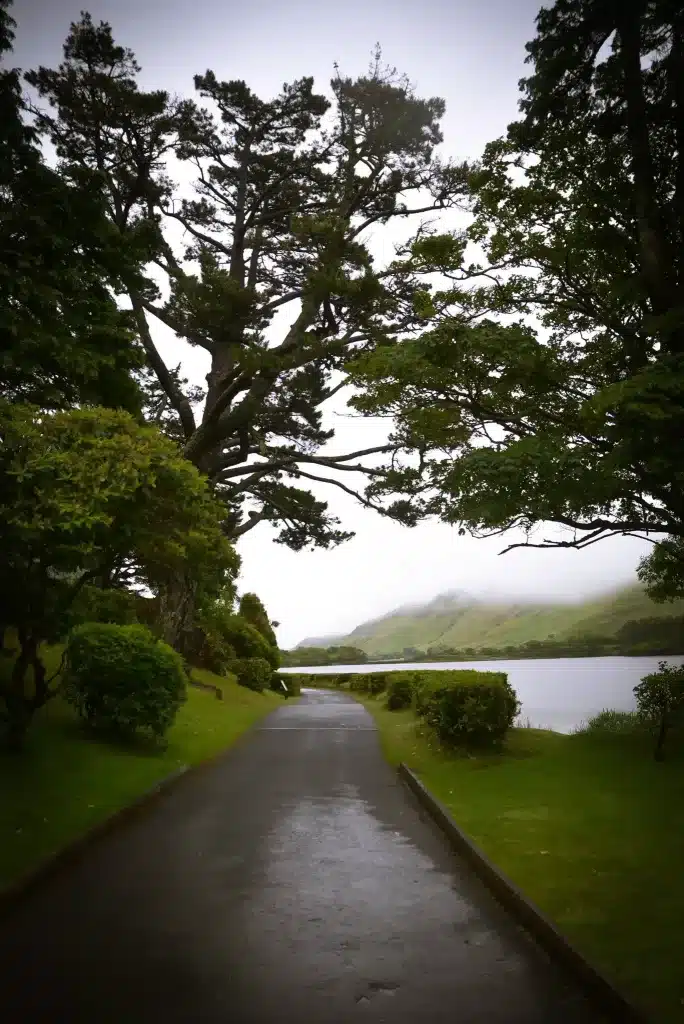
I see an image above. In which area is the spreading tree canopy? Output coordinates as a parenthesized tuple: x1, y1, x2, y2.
(0, 402, 237, 747)
(26, 16, 469, 551)
(348, 0, 684, 589)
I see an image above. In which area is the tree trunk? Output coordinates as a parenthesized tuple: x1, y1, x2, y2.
(654, 714, 668, 761)
(158, 570, 198, 656)
(1, 635, 37, 752)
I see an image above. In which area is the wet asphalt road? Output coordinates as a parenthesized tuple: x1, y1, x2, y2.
(0, 689, 605, 1023)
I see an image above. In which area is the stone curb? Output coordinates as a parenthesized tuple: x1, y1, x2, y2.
(398, 762, 649, 1024)
(0, 698, 288, 919)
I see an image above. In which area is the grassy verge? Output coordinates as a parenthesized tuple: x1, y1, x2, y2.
(0, 647, 284, 892)
(357, 694, 684, 1024)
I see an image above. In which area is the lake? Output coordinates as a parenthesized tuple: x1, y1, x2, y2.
(281, 655, 684, 733)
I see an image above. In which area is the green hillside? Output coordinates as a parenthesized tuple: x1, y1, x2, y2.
(315, 583, 684, 659)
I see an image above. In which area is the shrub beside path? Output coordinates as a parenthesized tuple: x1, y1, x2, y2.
(0, 689, 604, 1023)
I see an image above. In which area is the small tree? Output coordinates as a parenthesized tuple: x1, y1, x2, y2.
(635, 661, 684, 761)
(0, 402, 237, 748)
(239, 593, 278, 649)
(0, 1, 144, 413)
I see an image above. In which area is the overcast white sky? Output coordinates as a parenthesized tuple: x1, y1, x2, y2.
(10, 0, 654, 647)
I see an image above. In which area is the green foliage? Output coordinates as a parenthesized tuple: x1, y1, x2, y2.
(615, 614, 684, 656)
(418, 671, 520, 750)
(0, 402, 235, 744)
(309, 664, 520, 749)
(577, 710, 645, 737)
(223, 614, 280, 669)
(0, 2, 143, 412)
(635, 661, 684, 761)
(27, 19, 467, 550)
(348, 2, 684, 575)
(230, 656, 273, 693)
(386, 673, 416, 710)
(63, 623, 187, 739)
(69, 586, 140, 628)
(271, 673, 301, 698)
(238, 593, 278, 648)
(637, 538, 684, 603)
(344, 672, 388, 694)
(281, 644, 368, 667)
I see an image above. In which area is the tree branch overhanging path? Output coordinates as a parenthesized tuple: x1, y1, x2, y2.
(345, 0, 684, 599)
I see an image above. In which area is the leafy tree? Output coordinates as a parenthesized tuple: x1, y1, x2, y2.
(0, 402, 237, 748)
(0, 0, 143, 411)
(239, 592, 278, 648)
(26, 16, 468, 643)
(635, 660, 684, 760)
(637, 536, 684, 602)
(348, 1, 684, 582)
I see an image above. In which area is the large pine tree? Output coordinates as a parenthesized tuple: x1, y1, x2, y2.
(26, 14, 469, 644)
(0, 0, 143, 412)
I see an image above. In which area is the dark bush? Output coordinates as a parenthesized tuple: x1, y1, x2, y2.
(366, 673, 387, 695)
(344, 672, 387, 694)
(230, 656, 273, 692)
(386, 673, 417, 710)
(419, 671, 519, 749)
(64, 623, 187, 739)
(134, 594, 161, 633)
(69, 585, 140, 628)
(272, 673, 301, 697)
(187, 607, 280, 676)
(635, 661, 684, 760)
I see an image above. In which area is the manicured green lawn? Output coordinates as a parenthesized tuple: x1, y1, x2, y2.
(358, 695, 684, 1024)
(0, 648, 284, 892)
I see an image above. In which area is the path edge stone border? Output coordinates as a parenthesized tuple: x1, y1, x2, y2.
(398, 762, 650, 1024)
(0, 701, 285, 919)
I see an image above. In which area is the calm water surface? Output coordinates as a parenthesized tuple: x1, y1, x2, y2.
(283, 656, 684, 733)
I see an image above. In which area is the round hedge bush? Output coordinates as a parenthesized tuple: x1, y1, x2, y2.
(64, 623, 187, 739)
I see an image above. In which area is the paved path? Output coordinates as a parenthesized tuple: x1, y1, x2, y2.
(0, 689, 604, 1023)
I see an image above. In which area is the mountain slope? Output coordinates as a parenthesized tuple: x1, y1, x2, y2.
(303, 584, 684, 657)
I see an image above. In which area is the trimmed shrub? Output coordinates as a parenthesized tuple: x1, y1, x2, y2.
(345, 672, 388, 694)
(386, 673, 417, 710)
(417, 671, 519, 749)
(635, 661, 684, 760)
(64, 623, 187, 739)
(366, 673, 387, 695)
(230, 656, 273, 693)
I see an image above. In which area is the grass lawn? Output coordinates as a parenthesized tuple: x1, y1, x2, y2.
(357, 695, 684, 1024)
(0, 646, 284, 892)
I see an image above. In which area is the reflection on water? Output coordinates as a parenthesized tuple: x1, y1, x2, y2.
(284, 655, 684, 733)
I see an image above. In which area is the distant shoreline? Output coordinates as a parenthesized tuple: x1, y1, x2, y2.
(281, 649, 684, 670)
